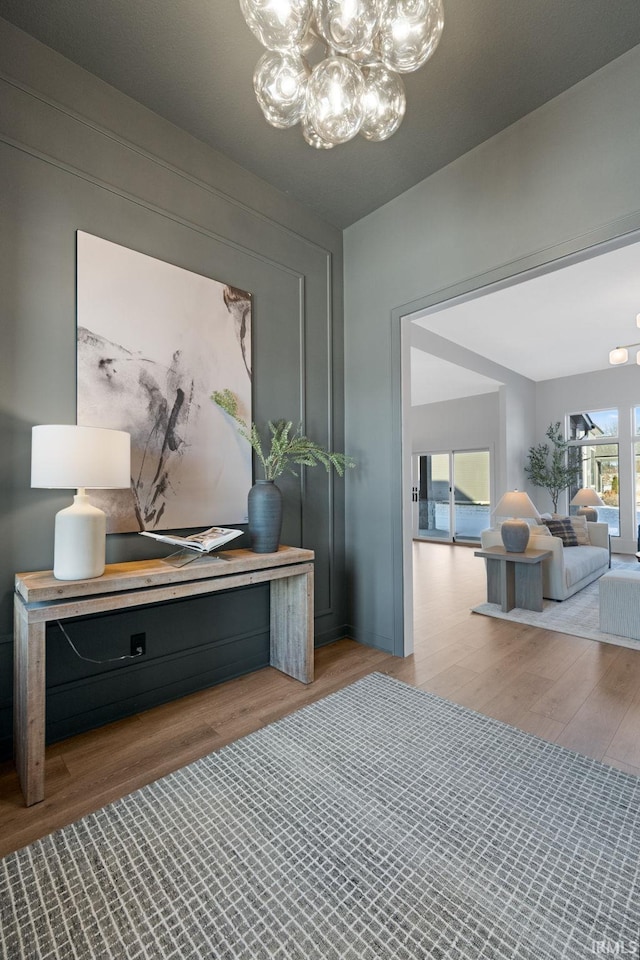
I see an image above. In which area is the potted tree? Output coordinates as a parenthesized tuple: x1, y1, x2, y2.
(212, 389, 354, 553)
(525, 422, 581, 515)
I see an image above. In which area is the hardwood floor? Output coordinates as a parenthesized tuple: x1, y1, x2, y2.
(2, 540, 640, 858)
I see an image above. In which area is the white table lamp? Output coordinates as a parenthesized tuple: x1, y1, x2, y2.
(31, 424, 131, 580)
(570, 487, 604, 522)
(494, 490, 540, 553)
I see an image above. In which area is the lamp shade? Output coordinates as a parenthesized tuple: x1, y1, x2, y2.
(31, 424, 131, 580)
(570, 486, 604, 522)
(570, 488, 604, 508)
(494, 490, 540, 520)
(31, 425, 130, 490)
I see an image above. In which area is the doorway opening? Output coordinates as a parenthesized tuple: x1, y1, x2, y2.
(397, 226, 640, 658)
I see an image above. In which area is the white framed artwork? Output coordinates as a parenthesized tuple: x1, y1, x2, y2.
(76, 231, 252, 532)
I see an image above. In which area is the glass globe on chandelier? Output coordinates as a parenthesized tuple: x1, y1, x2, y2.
(239, 0, 445, 149)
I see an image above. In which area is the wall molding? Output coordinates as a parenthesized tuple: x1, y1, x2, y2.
(0, 66, 340, 619)
(0, 131, 335, 617)
(0, 70, 337, 258)
(0, 22, 346, 755)
(0, 131, 312, 283)
(47, 623, 270, 698)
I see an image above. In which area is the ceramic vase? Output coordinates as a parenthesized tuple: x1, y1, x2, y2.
(247, 479, 283, 553)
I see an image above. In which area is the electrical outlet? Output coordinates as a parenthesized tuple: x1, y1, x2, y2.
(130, 632, 146, 657)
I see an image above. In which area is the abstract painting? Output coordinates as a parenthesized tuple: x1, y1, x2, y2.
(76, 232, 252, 532)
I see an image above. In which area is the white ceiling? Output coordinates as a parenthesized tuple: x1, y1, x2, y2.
(411, 236, 640, 405)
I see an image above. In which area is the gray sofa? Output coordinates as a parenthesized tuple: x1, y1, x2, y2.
(480, 521, 610, 601)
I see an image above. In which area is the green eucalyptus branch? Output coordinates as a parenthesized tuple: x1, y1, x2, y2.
(212, 388, 355, 482)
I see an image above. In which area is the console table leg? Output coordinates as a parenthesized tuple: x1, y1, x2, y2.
(270, 571, 314, 683)
(14, 598, 46, 806)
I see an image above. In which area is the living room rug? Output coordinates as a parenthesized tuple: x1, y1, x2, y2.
(472, 556, 640, 650)
(2, 673, 639, 959)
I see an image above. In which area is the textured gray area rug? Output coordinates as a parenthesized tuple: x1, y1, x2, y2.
(473, 556, 640, 650)
(2, 673, 639, 959)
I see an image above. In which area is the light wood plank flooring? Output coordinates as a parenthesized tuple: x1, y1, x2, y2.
(2, 541, 640, 858)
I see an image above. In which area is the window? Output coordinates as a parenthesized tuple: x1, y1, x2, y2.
(568, 409, 619, 536)
(634, 408, 640, 539)
(569, 409, 618, 440)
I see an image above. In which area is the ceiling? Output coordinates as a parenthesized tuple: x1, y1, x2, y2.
(3, 1, 639, 401)
(0, 0, 639, 228)
(410, 235, 640, 406)
(410, 350, 502, 406)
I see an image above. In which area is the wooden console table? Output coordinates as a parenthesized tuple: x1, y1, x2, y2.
(14, 546, 314, 806)
(474, 546, 552, 613)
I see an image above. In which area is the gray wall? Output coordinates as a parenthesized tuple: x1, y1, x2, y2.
(344, 45, 640, 655)
(0, 20, 345, 755)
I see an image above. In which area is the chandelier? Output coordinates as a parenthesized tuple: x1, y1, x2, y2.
(238, 0, 444, 148)
(609, 314, 640, 365)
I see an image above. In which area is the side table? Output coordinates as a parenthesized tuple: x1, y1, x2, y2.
(474, 546, 552, 613)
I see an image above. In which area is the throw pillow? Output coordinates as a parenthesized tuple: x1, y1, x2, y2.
(542, 517, 579, 546)
(569, 514, 590, 545)
(530, 524, 552, 537)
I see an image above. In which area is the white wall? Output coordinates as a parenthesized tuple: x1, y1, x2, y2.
(411, 392, 499, 534)
(410, 324, 536, 497)
(345, 44, 640, 654)
(412, 393, 499, 453)
(535, 365, 640, 553)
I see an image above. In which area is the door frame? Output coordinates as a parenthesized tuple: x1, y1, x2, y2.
(412, 450, 451, 542)
(392, 225, 640, 659)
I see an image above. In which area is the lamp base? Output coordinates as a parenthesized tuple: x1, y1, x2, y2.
(577, 506, 598, 522)
(500, 518, 530, 553)
(53, 494, 106, 580)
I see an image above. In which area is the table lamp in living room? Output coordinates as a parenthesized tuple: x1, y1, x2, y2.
(31, 424, 131, 580)
(570, 487, 604, 522)
(494, 489, 540, 553)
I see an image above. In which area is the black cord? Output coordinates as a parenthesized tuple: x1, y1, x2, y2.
(56, 620, 143, 665)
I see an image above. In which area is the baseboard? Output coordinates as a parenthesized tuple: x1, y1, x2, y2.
(314, 624, 353, 647)
(343, 625, 394, 654)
